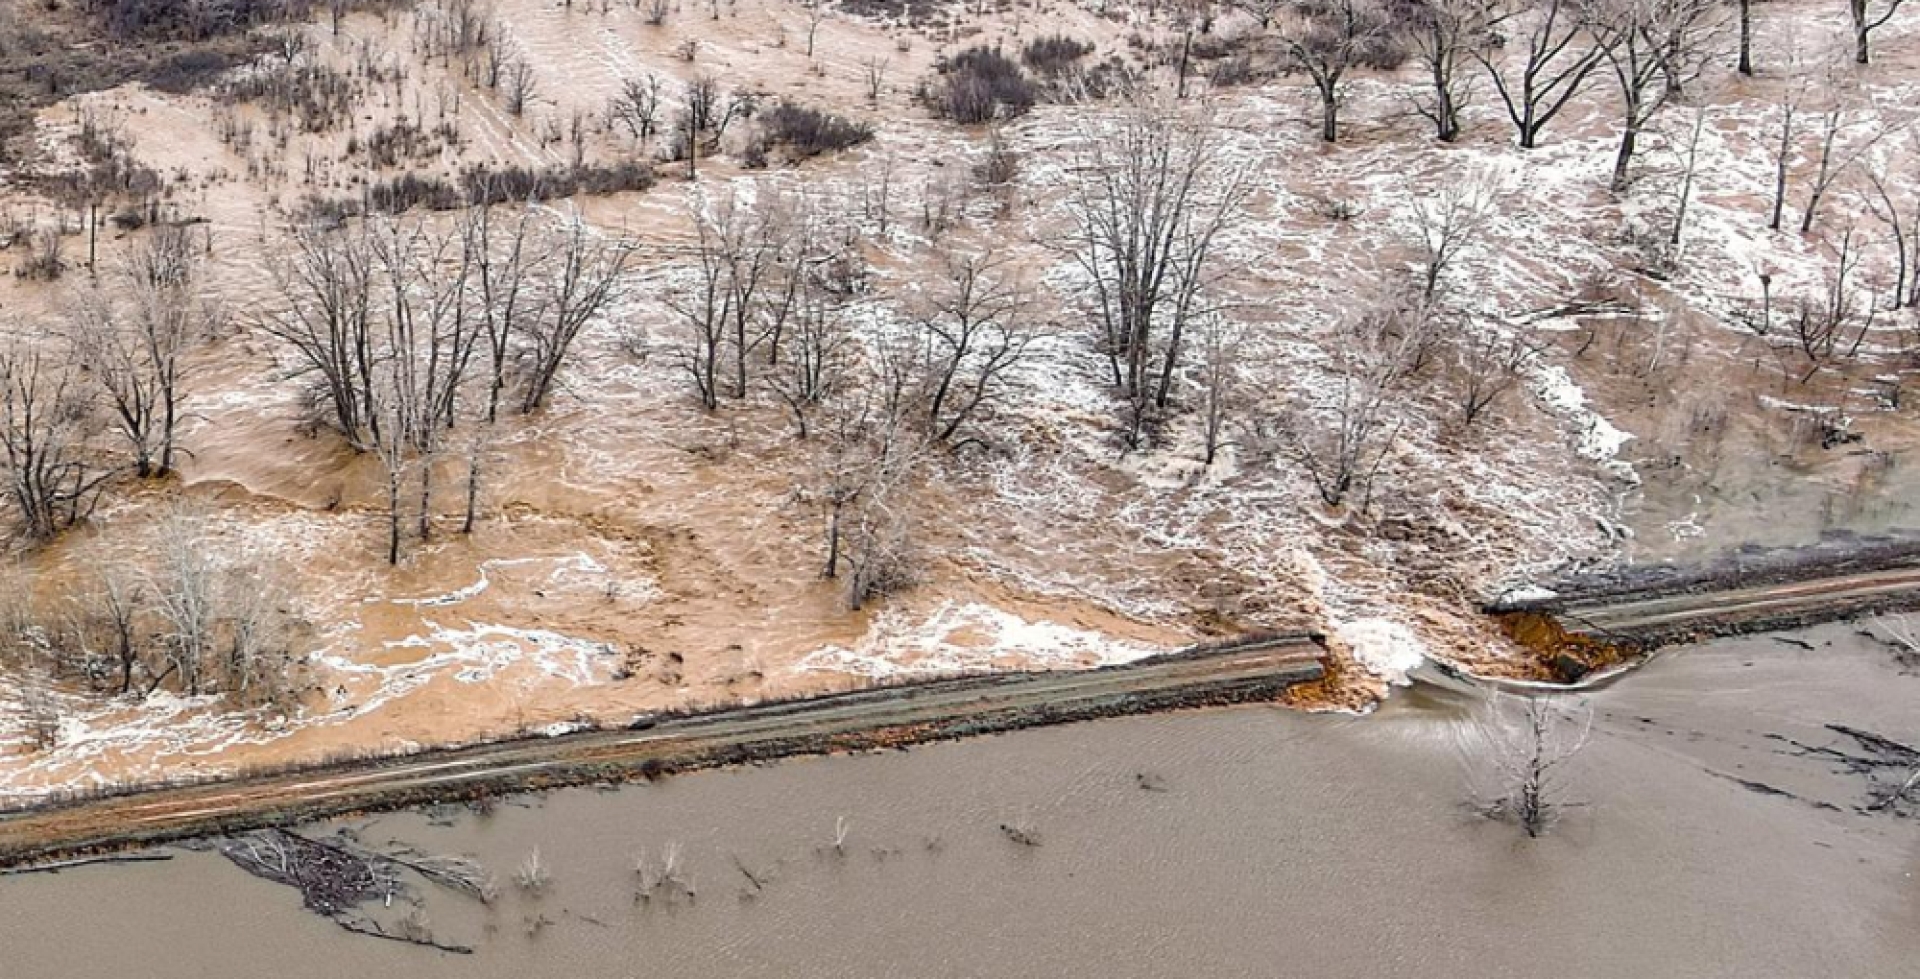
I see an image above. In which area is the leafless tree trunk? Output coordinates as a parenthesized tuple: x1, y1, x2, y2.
(67, 563, 147, 695)
(1276, 0, 1391, 143)
(803, 0, 830, 58)
(462, 198, 543, 424)
(610, 74, 664, 146)
(1860, 150, 1915, 310)
(815, 387, 923, 609)
(1670, 103, 1709, 244)
(1848, 0, 1909, 65)
(1407, 0, 1512, 143)
(1196, 314, 1243, 467)
(1786, 225, 1877, 382)
(1590, 0, 1728, 193)
(265, 223, 382, 449)
(1455, 322, 1544, 427)
(768, 288, 853, 439)
(1409, 170, 1501, 299)
(502, 57, 538, 116)
(1735, 0, 1752, 74)
(912, 252, 1038, 446)
(1272, 288, 1430, 508)
(70, 225, 207, 478)
(1472, 0, 1606, 149)
(1797, 97, 1894, 236)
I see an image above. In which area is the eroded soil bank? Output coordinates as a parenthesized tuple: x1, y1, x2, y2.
(0, 622, 1914, 978)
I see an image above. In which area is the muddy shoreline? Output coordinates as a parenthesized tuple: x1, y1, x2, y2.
(0, 635, 1324, 868)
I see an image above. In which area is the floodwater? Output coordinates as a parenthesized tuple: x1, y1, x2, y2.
(2, 622, 1917, 978)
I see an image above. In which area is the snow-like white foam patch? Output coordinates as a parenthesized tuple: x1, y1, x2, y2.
(391, 553, 617, 608)
(791, 601, 1165, 680)
(1531, 364, 1637, 478)
(1335, 618, 1426, 687)
(1497, 585, 1560, 605)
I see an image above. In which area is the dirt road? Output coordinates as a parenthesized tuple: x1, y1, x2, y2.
(0, 636, 1325, 868)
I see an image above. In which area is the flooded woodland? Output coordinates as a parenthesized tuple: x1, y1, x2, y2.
(0, 0, 1916, 974)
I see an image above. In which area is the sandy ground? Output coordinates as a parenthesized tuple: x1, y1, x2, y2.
(0, 0, 1913, 796)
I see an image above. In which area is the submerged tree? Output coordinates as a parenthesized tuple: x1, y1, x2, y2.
(1472, 692, 1592, 838)
(0, 348, 114, 542)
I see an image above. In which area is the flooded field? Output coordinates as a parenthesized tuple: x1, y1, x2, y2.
(2, 621, 1915, 978)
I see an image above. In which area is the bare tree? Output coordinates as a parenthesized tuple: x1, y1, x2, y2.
(1064, 96, 1252, 449)
(1766, 51, 1824, 231)
(911, 252, 1038, 446)
(0, 348, 114, 542)
(861, 56, 888, 102)
(70, 225, 209, 478)
(1406, 0, 1512, 143)
(1408, 170, 1501, 299)
(610, 73, 664, 145)
(1860, 142, 1918, 311)
(1589, 0, 1728, 192)
(1734, 0, 1753, 74)
(767, 288, 854, 438)
(1454, 321, 1544, 427)
(1471, 0, 1607, 149)
(1668, 102, 1710, 244)
(1472, 692, 1591, 838)
(1796, 92, 1897, 236)
(67, 563, 147, 695)
(502, 56, 538, 116)
(519, 212, 633, 413)
(816, 386, 923, 610)
(1275, 289, 1431, 508)
(803, 0, 831, 58)
(1195, 314, 1244, 467)
(1275, 0, 1392, 143)
(1785, 225, 1877, 382)
(148, 507, 219, 696)
(1847, 0, 1909, 65)
(265, 222, 381, 449)
(665, 191, 782, 408)
(462, 198, 543, 424)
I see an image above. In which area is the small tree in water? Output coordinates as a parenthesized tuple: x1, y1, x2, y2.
(1472, 692, 1591, 838)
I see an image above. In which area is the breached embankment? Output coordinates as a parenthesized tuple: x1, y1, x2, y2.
(1485, 535, 1920, 682)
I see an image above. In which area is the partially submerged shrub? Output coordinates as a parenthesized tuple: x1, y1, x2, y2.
(462, 161, 656, 205)
(925, 46, 1035, 125)
(1020, 34, 1093, 76)
(759, 101, 874, 159)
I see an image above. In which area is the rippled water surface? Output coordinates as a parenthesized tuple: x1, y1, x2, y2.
(3, 622, 1916, 978)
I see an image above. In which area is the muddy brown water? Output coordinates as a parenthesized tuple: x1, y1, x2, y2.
(2, 622, 1917, 978)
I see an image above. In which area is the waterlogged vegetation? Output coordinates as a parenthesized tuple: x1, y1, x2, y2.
(0, 0, 1915, 973)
